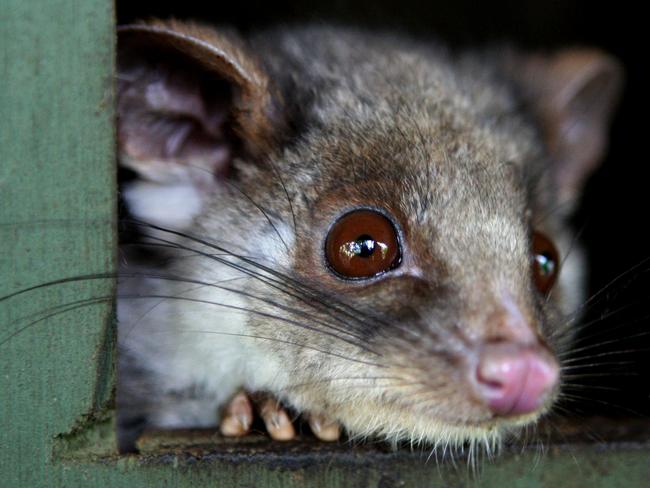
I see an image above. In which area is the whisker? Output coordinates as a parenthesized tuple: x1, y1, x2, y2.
(120, 278, 230, 342)
(560, 384, 627, 393)
(556, 393, 644, 416)
(280, 375, 402, 389)
(166, 329, 382, 367)
(558, 329, 650, 359)
(131, 226, 382, 336)
(126, 221, 419, 343)
(2, 290, 379, 358)
(557, 303, 649, 346)
(561, 372, 639, 379)
(569, 256, 650, 319)
(0, 272, 115, 302)
(0, 268, 375, 349)
(560, 348, 650, 365)
(136, 220, 435, 348)
(225, 181, 290, 253)
(123, 271, 373, 345)
(0, 297, 111, 347)
(123, 293, 380, 357)
(266, 157, 297, 233)
(532, 197, 578, 227)
(560, 360, 638, 371)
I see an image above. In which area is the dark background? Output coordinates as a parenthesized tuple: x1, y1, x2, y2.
(117, 1, 649, 417)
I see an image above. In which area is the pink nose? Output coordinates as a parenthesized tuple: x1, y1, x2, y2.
(475, 343, 559, 416)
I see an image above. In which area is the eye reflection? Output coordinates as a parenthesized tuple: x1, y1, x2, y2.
(326, 210, 400, 279)
(532, 231, 560, 294)
(338, 234, 390, 261)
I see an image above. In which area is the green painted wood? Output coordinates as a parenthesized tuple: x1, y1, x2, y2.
(0, 0, 117, 486)
(1, 1, 650, 486)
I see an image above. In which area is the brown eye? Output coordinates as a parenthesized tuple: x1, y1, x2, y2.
(325, 210, 401, 279)
(532, 231, 560, 295)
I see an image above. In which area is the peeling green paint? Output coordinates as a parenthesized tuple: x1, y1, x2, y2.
(53, 412, 118, 462)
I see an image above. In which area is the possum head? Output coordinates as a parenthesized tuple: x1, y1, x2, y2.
(118, 21, 622, 447)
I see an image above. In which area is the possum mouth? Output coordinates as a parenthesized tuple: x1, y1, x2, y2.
(376, 382, 557, 437)
(376, 336, 561, 432)
(394, 399, 547, 431)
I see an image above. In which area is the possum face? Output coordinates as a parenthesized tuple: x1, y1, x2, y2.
(117, 21, 622, 447)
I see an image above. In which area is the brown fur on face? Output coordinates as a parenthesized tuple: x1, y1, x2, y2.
(233, 98, 555, 440)
(117, 22, 622, 449)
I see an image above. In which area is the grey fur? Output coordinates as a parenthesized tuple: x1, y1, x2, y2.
(116, 23, 620, 451)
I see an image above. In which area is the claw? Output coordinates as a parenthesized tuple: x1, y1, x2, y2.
(219, 391, 253, 437)
(220, 391, 340, 442)
(308, 413, 341, 441)
(259, 398, 296, 441)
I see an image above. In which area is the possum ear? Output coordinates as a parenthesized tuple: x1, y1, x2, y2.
(514, 49, 623, 206)
(117, 20, 283, 228)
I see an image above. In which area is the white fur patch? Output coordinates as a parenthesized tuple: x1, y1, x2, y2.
(118, 218, 293, 428)
(123, 181, 203, 229)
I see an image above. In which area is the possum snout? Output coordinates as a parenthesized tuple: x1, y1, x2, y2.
(465, 294, 560, 417)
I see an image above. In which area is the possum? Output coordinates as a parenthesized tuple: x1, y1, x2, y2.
(115, 19, 622, 452)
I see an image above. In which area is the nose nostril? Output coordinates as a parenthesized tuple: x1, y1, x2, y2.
(475, 344, 559, 417)
(476, 365, 510, 392)
(481, 379, 505, 390)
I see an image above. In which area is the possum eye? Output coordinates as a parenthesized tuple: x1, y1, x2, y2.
(325, 210, 400, 279)
(532, 231, 560, 294)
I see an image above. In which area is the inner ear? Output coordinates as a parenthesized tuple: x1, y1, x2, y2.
(118, 35, 237, 186)
(560, 60, 621, 138)
(509, 49, 623, 206)
(117, 21, 284, 183)
(116, 21, 282, 228)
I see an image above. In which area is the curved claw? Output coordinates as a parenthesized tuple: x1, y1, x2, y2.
(219, 391, 341, 442)
(219, 391, 253, 437)
(258, 397, 296, 441)
(308, 413, 341, 441)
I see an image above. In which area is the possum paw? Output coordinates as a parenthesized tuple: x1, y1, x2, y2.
(219, 391, 341, 441)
